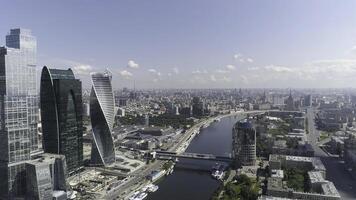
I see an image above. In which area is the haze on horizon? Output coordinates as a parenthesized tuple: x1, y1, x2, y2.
(1, 0, 356, 89)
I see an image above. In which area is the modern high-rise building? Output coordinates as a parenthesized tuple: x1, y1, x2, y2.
(285, 90, 296, 111)
(26, 153, 68, 200)
(0, 28, 39, 198)
(40, 66, 83, 174)
(304, 94, 312, 107)
(90, 70, 115, 166)
(232, 120, 256, 167)
(192, 96, 204, 117)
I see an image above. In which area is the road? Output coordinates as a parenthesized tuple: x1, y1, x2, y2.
(306, 107, 356, 200)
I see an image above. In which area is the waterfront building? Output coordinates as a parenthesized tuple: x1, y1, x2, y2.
(26, 153, 68, 200)
(90, 70, 116, 166)
(40, 67, 83, 174)
(0, 28, 39, 198)
(232, 120, 256, 166)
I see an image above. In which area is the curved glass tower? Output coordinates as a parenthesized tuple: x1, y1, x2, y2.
(90, 70, 115, 166)
(40, 66, 83, 174)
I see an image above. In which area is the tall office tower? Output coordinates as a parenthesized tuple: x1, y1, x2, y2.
(304, 94, 312, 107)
(192, 96, 204, 117)
(0, 28, 39, 198)
(285, 90, 296, 111)
(90, 70, 115, 166)
(232, 120, 256, 167)
(40, 67, 83, 174)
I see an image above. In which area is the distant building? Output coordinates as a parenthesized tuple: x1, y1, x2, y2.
(175, 106, 180, 115)
(117, 107, 125, 117)
(40, 67, 83, 174)
(232, 120, 256, 166)
(0, 28, 39, 198)
(115, 96, 128, 107)
(192, 96, 204, 117)
(304, 94, 312, 107)
(26, 153, 67, 200)
(285, 91, 296, 111)
(90, 70, 116, 166)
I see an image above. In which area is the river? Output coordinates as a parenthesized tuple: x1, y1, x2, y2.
(147, 115, 242, 200)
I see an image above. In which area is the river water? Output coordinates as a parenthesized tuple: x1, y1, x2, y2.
(147, 115, 242, 200)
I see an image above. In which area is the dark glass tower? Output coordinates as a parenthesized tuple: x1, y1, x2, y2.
(232, 120, 256, 167)
(40, 66, 83, 174)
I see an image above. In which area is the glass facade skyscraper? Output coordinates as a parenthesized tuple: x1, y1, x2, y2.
(40, 67, 83, 174)
(90, 70, 115, 166)
(0, 29, 39, 198)
(232, 120, 256, 167)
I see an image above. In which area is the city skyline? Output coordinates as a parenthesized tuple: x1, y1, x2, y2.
(2, 1, 356, 89)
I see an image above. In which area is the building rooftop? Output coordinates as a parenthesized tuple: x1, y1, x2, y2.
(308, 171, 326, 184)
(321, 182, 340, 197)
(271, 169, 284, 179)
(286, 155, 313, 162)
(267, 177, 284, 191)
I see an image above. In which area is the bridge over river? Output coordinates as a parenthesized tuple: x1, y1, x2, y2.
(154, 151, 232, 162)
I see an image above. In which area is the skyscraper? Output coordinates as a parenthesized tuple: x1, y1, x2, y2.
(0, 28, 39, 198)
(40, 66, 83, 174)
(232, 120, 256, 167)
(90, 70, 115, 166)
(192, 96, 204, 117)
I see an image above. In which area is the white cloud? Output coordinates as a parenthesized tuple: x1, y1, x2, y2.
(264, 65, 294, 72)
(350, 46, 356, 55)
(148, 68, 162, 80)
(216, 69, 229, 74)
(222, 76, 232, 82)
(173, 67, 179, 74)
(127, 60, 139, 68)
(226, 64, 236, 70)
(72, 64, 93, 75)
(210, 75, 217, 82)
(167, 73, 172, 76)
(247, 67, 259, 71)
(119, 70, 133, 79)
(233, 53, 242, 59)
(192, 69, 208, 74)
(148, 68, 157, 73)
(233, 53, 254, 63)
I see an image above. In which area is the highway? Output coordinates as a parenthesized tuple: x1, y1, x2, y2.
(306, 107, 356, 200)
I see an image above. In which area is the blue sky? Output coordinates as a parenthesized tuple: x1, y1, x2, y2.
(2, 0, 356, 88)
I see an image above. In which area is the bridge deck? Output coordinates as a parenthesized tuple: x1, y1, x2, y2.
(155, 151, 232, 162)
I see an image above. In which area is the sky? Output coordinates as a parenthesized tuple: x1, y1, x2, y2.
(2, 0, 356, 89)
